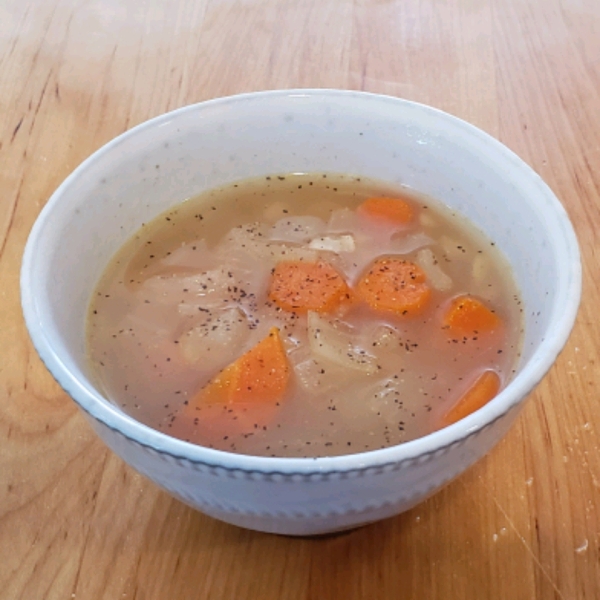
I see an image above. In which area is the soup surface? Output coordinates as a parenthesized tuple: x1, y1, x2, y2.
(88, 173, 523, 457)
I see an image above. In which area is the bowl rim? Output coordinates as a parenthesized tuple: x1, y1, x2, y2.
(20, 88, 581, 474)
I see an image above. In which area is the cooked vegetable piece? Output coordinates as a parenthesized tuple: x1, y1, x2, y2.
(270, 216, 325, 243)
(308, 234, 356, 253)
(216, 222, 317, 266)
(268, 260, 351, 313)
(188, 327, 290, 407)
(356, 258, 431, 316)
(416, 248, 452, 292)
(307, 312, 378, 374)
(289, 345, 352, 394)
(441, 370, 501, 426)
(471, 253, 489, 282)
(267, 245, 319, 263)
(358, 197, 415, 226)
(443, 295, 501, 335)
(179, 307, 249, 366)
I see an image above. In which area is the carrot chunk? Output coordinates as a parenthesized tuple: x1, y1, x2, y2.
(190, 327, 290, 407)
(268, 260, 351, 314)
(358, 196, 415, 226)
(441, 370, 501, 426)
(356, 258, 431, 316)
(443, 295, 501, 336)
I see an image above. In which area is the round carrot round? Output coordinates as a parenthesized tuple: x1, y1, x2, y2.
(442, 295, 501, 336)
(268, 260, 351, 314)
(358, 196, 415, 226)
(356, 257, 431, 316)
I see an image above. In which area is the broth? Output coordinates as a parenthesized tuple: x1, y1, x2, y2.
(87, 173, 523, 457)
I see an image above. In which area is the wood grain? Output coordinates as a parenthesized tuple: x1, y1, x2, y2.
(1, 0, 599, 598)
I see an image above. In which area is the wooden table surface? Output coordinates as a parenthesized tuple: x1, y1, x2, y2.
(2, 0, 599, 598)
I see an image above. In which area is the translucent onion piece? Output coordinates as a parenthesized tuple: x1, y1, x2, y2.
(309, 234, 356, 253)
(269, 216, 326, 243)
(307, 312, 377, 374)
(179, 307, 249, 366)
(416, 248, 453, 291)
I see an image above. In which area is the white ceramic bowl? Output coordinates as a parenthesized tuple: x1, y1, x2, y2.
(21, 90, 580, 535)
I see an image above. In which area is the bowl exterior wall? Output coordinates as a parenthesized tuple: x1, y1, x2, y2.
(86, 404, 521, 535)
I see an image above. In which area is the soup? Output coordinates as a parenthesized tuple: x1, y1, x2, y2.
(87, 173, 523, 457)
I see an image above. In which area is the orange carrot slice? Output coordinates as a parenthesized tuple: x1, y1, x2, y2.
(358, 197, 415, 226)
(190, 327, 290, 407)
(441, 370, 501, 426)
(443, 295, 501, 336)
(268, 260, 351, 314)
(356, 258, 431, 316)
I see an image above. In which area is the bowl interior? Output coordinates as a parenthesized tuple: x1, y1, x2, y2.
(21, 90, 580, 466)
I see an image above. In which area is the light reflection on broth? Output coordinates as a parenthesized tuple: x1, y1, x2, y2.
(87, 173, 523, 457)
